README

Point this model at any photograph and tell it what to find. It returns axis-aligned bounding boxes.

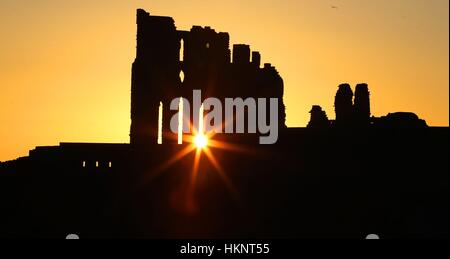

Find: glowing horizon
[0,0,448,161]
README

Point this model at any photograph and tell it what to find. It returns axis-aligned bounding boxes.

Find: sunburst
[148,120,248,208]
[138,106,255,215]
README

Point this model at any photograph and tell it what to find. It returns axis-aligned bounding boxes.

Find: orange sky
[0,0,448,161]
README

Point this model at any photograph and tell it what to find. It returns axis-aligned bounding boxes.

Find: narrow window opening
[198,104,204,134]
[108,161,112,168]
[179,70,184,83]
[179,39,184,62]
[157,101,163,144]
[95,161,99,168]
[178,98,183,144]
[82,161,86,168]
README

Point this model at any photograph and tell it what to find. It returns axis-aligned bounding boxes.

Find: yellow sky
[0,0,448,161]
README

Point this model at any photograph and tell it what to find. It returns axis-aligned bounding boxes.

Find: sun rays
[140,99,257,214]
[144,119,248,212]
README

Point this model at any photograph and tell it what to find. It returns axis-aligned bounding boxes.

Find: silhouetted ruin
[0,9,447,239]
[130,9,285,149]
[354,83,371,126]
[334,83,354,126]
[307,105,330,129]
[328,83,426,128]
[373,112,428,128]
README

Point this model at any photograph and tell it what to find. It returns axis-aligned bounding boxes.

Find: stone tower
[334,83,354,125]
[354,83,371,125]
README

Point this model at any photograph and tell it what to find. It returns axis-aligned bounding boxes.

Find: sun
[194,134,208,149]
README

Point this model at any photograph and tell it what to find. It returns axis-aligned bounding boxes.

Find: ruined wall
[130,9,180,147]
[307,105,330,129]
[333,83,371,127]
[130,9,286,148]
